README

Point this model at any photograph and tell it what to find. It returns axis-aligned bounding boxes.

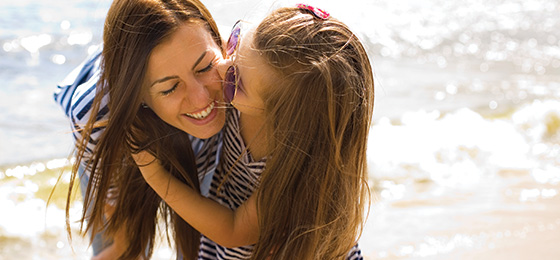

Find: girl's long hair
[251,7,374,260]
[66,0,223,259]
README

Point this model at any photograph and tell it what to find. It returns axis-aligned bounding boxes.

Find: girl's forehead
[238,25,268,70]
[237,30,281,100]
[236,28,256,68]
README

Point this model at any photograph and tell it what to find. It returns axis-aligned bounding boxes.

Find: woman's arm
[91,203,146,260]
[132,151,259,248]
[91,226,129,260]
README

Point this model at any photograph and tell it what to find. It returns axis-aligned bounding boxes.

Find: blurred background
[0,0,559,259]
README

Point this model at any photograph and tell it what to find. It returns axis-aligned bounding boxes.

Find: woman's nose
[184,80,211,108]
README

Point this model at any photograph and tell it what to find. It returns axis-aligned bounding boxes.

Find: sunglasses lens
[226,26,240,56]
[224,66,237,103]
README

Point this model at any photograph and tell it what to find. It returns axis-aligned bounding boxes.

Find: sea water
[0,0,559,259]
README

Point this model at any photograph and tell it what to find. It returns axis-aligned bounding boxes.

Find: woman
[54,0,227,258]
[135,4,373,259]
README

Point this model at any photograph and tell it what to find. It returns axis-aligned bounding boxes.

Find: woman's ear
[140,99,150,109]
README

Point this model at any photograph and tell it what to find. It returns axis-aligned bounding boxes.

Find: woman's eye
[161,82,178,96]
[197,61,214,73]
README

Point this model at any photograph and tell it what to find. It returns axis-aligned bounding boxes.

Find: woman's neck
[239,113,268,161]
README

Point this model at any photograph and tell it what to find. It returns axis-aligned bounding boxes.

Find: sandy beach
[361,172,560,259]
[1,154,559,259]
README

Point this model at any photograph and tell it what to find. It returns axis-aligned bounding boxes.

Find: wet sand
[2,159,559,259]
[360,170,560,259]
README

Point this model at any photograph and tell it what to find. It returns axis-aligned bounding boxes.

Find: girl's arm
[132,151,259,248]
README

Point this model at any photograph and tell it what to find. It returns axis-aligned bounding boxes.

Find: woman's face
[143,22,226,139]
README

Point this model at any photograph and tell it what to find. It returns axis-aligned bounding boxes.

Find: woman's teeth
[185,102,214,119]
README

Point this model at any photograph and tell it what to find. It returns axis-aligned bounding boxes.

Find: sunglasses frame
[223,20,243,104]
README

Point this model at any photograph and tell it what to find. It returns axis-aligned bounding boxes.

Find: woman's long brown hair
[65,0,223,259]
[250,8,374,260]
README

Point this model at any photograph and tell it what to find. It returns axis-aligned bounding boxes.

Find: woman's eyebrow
[150,50,209,88]
[150,75,179,88]
[191,50,208,70]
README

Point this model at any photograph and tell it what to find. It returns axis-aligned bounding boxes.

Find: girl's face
[143,22,226,139]
[224,25,268,118]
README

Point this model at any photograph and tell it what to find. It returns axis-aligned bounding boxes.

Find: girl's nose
[216,58,233,80]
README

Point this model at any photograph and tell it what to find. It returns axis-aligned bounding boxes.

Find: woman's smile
[184,101,215,119]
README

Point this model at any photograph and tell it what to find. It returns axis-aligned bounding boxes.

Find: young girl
[135,4,374,260]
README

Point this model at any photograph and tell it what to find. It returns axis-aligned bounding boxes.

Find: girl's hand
[131,150,166,182]
[131,150,156,167]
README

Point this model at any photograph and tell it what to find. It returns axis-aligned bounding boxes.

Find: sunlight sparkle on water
[3,42,16,52]
[20,34,52,53]
[4,163,45,179]
[46,158,72,170]
[489,100,498,110]
[51,54,67,65]
[368,108,534,187]
[520,189,542,202]
[67,30,93,46]
[60,20,71,30]
[532,167,560,185]
[379,181,406,200]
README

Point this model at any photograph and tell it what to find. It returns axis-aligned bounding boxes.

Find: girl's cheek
[216,58,233,80]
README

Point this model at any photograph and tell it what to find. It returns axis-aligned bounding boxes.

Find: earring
[141,103,149,109]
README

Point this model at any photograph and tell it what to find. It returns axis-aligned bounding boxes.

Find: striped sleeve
[347,244,363,260]
[53,45,107,172]
[54,46,103,118]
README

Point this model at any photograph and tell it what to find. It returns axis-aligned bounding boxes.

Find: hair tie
[296,3,330,19]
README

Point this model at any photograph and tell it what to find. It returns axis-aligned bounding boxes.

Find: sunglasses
[223,21,242,104]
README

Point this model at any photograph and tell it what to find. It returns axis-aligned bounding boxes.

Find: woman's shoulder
[54,44,104,122]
